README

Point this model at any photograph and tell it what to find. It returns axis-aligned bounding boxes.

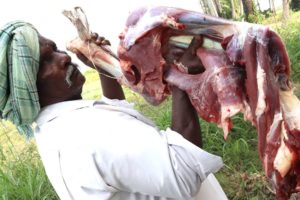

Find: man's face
[37,36,85,107]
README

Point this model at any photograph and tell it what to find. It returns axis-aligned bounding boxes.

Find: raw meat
[117,7,300,199]
[64,6,300,200]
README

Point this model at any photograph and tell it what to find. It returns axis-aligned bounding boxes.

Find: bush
[274,16,300,82]
[291,0,300,11]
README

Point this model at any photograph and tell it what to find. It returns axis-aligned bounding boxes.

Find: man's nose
[58,51,71,67]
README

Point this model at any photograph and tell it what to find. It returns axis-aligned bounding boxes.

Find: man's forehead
[39,35,56,47]
[38,35,56,61]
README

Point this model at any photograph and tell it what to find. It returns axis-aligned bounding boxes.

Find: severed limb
[63,7,126,84]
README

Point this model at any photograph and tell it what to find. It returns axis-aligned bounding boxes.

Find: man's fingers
[102,39,111,46]
[90,33,111,46]
[91,32,98,40]
[179,36,204,74]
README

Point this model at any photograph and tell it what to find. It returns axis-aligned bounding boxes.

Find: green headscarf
[0,21,40,138]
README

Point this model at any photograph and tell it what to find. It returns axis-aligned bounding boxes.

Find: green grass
[1,11,300,200]
[0,122,59,200]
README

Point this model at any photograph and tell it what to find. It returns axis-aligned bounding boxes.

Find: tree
[216,0,243,20]
[239,0,244,17]
[282,0,290,22]
[256,0,261,12]
[241,0,254,21]
[230,0,236,18]
[269,0,276,13]
[290,0,300,11]
[200,0,219,16]
[213,0,223,16]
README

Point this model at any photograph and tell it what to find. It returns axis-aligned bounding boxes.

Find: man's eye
[57,50,67,55]
[43,55,53,64]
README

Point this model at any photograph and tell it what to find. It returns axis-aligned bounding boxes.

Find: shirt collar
[35,100,95,126]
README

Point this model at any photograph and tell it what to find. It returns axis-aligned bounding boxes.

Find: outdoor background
[0,0,300,199]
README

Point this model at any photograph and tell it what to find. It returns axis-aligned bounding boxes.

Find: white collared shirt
[34,98,224,200]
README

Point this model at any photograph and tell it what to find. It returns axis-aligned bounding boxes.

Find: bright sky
[0,0,201,54]
[0,0,281,64]
[259,0,281,11]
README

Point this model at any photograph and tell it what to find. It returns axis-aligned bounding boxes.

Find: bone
[62,7,91,41]
[63,7,125,83]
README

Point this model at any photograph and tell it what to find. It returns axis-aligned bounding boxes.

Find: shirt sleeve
[91,124,223,199]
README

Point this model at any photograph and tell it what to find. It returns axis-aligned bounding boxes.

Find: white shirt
[34,98,224,200]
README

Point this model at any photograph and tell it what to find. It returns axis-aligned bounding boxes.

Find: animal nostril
[131,65,141,85]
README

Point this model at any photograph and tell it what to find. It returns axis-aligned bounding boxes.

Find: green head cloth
[0,21,40,138]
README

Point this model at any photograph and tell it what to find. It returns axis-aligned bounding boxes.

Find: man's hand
[169,36,203,147]
[90,32,111,46]
[75,32,111,68]
[75,32,125,100]
[171,86,202,147]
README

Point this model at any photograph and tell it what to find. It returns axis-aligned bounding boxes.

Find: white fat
[235,22,250,49]
[279,90,300,130]
[221,104,243,119]
[273,134,293,178]
[152,33,161,46]
[266,112,284,142]
[255,63,266,116]
[270,171,277,186]
[174,61,188,73]
[242,100,253,122]
[220,104,244,139]
[237,22,268,46]
[124,7,168,49]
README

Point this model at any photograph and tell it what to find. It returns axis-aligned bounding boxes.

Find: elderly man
[0,21,225,200]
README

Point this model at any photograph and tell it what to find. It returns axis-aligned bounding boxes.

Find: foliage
[246,1,268,23]
[269,11,300,82]
[0,10,300,200]
[290,0,300,11]
[247,12,264,23]
[0,122,58,200]
[219,0,242,20]
[219,0,232,19]
[219,0,277,23]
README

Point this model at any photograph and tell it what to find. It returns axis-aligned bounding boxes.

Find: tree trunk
[282,0,290,22]
[213,0,222,16]
[230,0,236,18]
[241,0,254,21]
[240,0,244,16]
[256,0,261,11]
[269,0,276,13]
[200,0,219,16]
